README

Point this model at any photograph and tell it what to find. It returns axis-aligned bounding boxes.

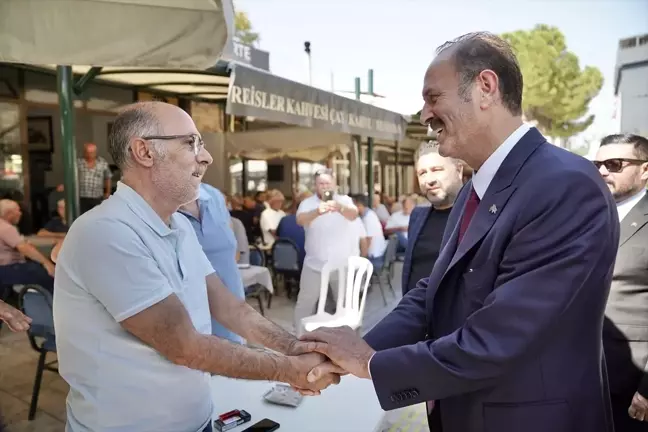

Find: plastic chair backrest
[249,245,265,267]
[19,285,55,343]
[271,239,300,272]
[343,256,373,320]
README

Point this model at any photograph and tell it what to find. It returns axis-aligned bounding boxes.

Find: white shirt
[362,208,387,258]
[472,123,531,199]
[260,207,286,246]
[53,182,215,432]
[297,193,358,271]
[617,190,647,221]
[385,210,411,239]
[351,218,367,256]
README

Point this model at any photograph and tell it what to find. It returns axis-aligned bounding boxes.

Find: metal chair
[18,285,58,420]
[246,244,268,315]
[271,238,301,300]
[371,235,400,304]
[249,245,266,267]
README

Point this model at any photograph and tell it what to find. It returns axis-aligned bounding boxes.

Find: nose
[598,165,609,176]
[198,145,213,166]
[419,103,434,127]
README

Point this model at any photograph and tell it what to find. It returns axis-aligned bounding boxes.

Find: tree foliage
[234,10,260,46]
[501,25,603,139]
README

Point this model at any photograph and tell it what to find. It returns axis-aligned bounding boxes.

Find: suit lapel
[440,127,546,281]
[619,194,648,247]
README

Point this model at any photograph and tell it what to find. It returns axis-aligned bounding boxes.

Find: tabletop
[239,265,274,294]
[211,375,385,432]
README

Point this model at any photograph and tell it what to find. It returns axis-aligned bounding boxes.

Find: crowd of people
[0,30,647,432]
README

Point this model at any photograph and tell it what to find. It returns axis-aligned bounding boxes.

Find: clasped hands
[285,326,376,396]
[317,200,342,215]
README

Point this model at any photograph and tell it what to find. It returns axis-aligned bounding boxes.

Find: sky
[234,0,648,147]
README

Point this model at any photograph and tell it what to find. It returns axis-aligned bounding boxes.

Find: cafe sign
[226,65,407,141]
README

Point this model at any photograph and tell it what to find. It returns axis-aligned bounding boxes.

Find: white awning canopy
[0,0,234,68]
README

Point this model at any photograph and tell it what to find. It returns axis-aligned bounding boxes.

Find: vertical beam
[367,137,374,205]
[56,66,79,223]
[394,140,400,196]
[351,77,362,194]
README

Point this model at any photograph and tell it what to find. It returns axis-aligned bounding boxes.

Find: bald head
[108,102,195,170]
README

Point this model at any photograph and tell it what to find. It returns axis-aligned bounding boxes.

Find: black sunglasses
[592,158,648,173]
[142,134,204,156]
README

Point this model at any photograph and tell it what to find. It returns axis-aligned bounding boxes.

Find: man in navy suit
[301,32,618,432]
[401,144,464,296]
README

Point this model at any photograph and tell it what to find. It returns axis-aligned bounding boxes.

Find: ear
[476,69,499,110]
[129,138,155,168]
[640,162,648,182]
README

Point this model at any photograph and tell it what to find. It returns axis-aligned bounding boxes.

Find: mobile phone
[322,190,333,201]
[242,418,280,432]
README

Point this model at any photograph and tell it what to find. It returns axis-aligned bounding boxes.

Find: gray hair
[108,103,161,169]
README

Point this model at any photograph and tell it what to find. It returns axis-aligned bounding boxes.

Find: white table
[211,375,385,432]
[240,265,274,294]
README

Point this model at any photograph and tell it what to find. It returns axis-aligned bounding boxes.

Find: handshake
[280,326,376,396]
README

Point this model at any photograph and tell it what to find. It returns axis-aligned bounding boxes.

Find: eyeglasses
[142,134,205,156]
[592,158,648,173]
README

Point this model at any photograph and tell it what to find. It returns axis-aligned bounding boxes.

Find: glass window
[0,101,23,193]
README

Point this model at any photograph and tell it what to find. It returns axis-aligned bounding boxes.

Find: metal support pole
[56,65,80,223]
[395,140,401,196]
[368,69,374,95]
[353,77,362,194]
[73,66,103,95]
[367,137,374,205]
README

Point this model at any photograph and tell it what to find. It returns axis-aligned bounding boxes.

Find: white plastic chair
[300,256,374,335]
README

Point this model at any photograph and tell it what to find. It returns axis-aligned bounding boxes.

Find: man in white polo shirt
[294,168,358,333]
[53,102,341,432]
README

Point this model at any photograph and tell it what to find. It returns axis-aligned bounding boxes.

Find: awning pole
[367,137,374,206]
[57,65,80,223]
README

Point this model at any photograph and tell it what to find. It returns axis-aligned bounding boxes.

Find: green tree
[235,10,260,46]
[501,25,603,142]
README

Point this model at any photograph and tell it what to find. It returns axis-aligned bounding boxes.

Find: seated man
[38,198,68,238]
[352,195,387,270]
[384,195,416,251]
[276,191,311,268]
[260,190,286,247]
[231,217,249,265]
[0,199,55,292]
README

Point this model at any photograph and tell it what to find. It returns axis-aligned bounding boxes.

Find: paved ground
[0,262,428,432]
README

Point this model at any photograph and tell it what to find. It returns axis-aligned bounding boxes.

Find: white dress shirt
[617,190,647,221]
[472,123,531,199]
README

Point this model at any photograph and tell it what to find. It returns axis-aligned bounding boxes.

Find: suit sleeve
[368,172,619,410]
[364,276,429,351]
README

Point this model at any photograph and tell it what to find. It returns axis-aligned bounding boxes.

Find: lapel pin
[489,204,498,214]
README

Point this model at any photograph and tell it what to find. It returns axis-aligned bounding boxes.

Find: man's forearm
[296,209,319,227]
[235,301,299,354]
[184,333,292,381]
[19,243,51,266]
[340,206,358,220]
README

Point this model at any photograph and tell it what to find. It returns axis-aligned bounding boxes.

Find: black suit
[604,192,648,431]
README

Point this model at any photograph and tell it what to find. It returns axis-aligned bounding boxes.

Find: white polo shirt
[362,208,387,258]
[260,207,286,246]
[385,210,411,239]
[53,182,215,432]
[297,193,358,271]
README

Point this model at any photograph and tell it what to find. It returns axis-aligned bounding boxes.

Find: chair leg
[267,292,273,309]
[373,275,388,306]
[385,271,396,297]
[256,295,265,316]
[29,351,47,420]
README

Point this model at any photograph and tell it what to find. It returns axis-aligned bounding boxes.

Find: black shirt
[42,217,68,233]
[407,207,452,294]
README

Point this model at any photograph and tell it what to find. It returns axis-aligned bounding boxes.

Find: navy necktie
[458,187,480,243]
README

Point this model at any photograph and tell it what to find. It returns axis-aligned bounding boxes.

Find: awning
[0,0,234,68]
[226,65,408,141]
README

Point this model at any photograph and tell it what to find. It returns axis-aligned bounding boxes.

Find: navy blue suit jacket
[401,206,432,296]
[364,128,618,432]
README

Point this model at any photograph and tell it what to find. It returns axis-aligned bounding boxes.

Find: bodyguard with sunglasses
[595,133,648,431]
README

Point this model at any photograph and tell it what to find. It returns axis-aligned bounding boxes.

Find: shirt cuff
[367,352,375,380]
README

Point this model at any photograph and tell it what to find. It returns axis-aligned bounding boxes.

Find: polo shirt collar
[114,181,182,237]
